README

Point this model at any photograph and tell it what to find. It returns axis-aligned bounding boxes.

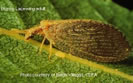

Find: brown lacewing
[12,20,131,62]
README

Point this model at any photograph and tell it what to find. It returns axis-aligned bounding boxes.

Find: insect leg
[39,36,46,54]
[40,20,54,59]
[24,25,41,40]
[48,40,53,60]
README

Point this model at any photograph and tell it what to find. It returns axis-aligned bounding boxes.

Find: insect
[12,20,131,62]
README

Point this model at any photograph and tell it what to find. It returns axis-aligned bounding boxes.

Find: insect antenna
[11,29,27,34]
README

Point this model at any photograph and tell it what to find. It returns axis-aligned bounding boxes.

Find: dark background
[113,0,132,10]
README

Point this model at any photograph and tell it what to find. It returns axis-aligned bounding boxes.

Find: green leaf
[0,0,133,82]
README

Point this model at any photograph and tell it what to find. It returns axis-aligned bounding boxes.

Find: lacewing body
[16,20,131,62]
